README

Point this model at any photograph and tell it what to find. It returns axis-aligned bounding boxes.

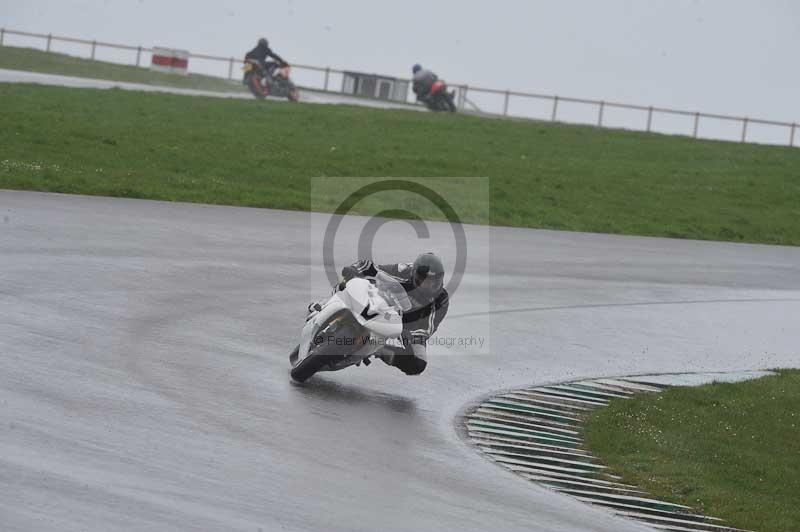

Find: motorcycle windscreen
[373,271,412,313]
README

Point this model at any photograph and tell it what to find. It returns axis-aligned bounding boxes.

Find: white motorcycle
[289,272,412,383]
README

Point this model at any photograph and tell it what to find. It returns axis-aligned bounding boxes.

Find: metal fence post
[90,40,96,60]
[551,96,559,121]
[503,90,510,116]
[46,33,52,52]
[741,117,749,143]
[136,46,141,67]
[597,101,605,127]
[228,57,234,79]
[0,28,4,46]
[646,106,653,132]
[693,112,700,138]
[791,123,797,147]
[324,68,330,91]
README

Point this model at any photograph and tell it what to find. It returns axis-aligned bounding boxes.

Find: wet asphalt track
[0,68,423,111]
[1,190,799,531]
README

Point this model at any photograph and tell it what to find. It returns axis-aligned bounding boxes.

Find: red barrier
[151,47,189,75]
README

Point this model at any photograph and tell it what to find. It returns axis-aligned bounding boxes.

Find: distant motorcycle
[242,59,300,102]
[424,81,457,112]
[288,272,412,383]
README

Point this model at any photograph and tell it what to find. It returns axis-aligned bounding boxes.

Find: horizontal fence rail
[1,28,797,148]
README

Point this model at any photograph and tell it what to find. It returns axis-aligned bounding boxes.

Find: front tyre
[290,319,361,383]
[245,73,266,100]
[430,93,448,112]
[446,94,457,112]
[287,82,300,102]
[290,347,329,383]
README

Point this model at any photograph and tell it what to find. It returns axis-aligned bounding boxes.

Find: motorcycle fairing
[294,278,404,369]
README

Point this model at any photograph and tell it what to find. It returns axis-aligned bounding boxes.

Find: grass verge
[1,82,799,244]
[0,46,246,93]
[583,370,800,532]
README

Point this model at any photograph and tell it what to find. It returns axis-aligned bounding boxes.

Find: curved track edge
[458,371,775,532]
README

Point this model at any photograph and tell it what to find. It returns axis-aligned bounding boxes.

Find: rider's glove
[341,265,358,281]
[336,265,362,291]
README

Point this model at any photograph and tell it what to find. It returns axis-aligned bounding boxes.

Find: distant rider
[336,253,449,376]
[412,64,438,103]
[245,37,289,77]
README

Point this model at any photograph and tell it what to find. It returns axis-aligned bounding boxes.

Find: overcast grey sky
[2,0,798,124]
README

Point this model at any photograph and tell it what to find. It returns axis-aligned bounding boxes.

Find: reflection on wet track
[1,191,798,531]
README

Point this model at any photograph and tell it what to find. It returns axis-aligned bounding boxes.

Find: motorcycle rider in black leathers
[338,253,449,376]
[245,37,288,78]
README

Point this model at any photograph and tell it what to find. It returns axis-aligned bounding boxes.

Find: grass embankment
[584,370,800,532]
[0,46,245,93]
[1,83,799,244]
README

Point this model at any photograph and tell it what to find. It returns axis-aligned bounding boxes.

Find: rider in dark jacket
[412,64,438,103]
[340,253,449,376]
[245,37,288,75]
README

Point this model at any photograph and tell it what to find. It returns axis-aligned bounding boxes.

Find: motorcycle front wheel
[245,73,266,100]
[287,83,300,102]
[446,94,457,112]
[436,92,455,112]
[290,317,362,383]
